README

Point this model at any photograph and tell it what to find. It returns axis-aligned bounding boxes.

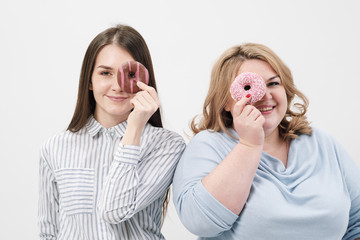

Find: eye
[100,71,111,76]
[128,72,136,78]
[267,81,279,87]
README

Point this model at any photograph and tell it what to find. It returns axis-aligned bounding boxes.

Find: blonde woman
[172,43,360,240]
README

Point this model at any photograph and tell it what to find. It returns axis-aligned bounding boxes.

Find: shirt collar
[86,115,127,138]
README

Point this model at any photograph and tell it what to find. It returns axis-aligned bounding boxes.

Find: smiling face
[227,59,288,138]
[90,44,136,127]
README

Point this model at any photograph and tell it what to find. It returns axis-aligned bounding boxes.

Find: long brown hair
[191,43,312,140]
[68,24,162,132]
[67,24,170,222]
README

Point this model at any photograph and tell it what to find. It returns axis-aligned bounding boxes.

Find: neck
[264,128,282,150]
[94,112,127,129]
[263,128,289,167]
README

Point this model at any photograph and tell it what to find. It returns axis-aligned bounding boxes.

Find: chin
[102,109,129,120]
[107,105,131,114]
[263,122,281,135]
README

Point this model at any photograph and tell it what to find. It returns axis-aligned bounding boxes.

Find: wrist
[237,140,263,151]
[121,123,144,146]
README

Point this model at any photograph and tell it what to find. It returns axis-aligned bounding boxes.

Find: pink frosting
[118,61,149,94]
[230,72,266,104]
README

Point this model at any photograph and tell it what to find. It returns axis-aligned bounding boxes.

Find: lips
[107,95,128,102]
[256,105,275,113]
[258,106,273,112]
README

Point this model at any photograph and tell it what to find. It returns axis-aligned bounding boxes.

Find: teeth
[259,107,273,112]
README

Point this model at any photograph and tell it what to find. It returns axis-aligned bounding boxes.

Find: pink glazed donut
[118,61,149,94]
[230,72,266,104]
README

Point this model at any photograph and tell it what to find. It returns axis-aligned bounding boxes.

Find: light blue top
[173,127,360,240]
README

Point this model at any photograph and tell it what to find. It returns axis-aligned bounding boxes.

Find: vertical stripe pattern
[38,116,186,240]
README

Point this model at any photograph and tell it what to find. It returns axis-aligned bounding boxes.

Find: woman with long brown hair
[39,24,185,239]
[172,43,360,239]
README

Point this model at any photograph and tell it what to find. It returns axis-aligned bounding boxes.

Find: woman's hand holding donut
[232,94,265,148]
[121,81,160,146]
[128,81,160,125]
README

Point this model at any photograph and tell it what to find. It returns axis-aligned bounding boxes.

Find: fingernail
[246,94,251,98]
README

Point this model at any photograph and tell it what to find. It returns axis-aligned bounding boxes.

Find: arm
[98,134,185,224]
[98,81,186,223]
[38,147,58,239]
[202,142,262,214]
[202,95,264,214]
[173,97,265,237]
[336,141,360,240]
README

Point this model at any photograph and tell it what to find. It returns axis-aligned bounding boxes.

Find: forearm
[121,121,143,146]
[202,142,262,215]
[99,137,185,224]
[98,144,140,223]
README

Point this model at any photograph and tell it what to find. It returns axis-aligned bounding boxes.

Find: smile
[107,96,127,102]
[258,106,274,112]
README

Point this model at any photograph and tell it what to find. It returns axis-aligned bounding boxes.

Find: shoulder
[191,129,236,145]
[40,128,86,154]
[310,126,333,138]
[294,126,345,158]
[185,129,237,156]
[299,126,336,145]
[194,129,226,140]
[41,130,66,150]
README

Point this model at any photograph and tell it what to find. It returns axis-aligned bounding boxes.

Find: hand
[231,95,265,147]
[122,81,160,146]
[127,81,160,128]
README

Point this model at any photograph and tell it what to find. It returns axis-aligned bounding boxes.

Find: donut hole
[129,72,136,78]
[244,85,251,91]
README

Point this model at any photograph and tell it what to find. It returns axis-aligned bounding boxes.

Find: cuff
[194,181,238,225]
[114,143,141,164]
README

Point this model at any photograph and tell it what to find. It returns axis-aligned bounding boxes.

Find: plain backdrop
[1,0,359,239]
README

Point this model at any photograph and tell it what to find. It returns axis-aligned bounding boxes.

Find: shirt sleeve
[38,145,58,239]
[98,133,185,224]
[172,131,238,237]
[337,141,360,240]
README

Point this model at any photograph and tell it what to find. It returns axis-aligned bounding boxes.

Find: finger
[137,81,152,91]
[242,105,258,118]
[130,97,141,108]
[232,94,251,117]
[133,92,159,114]
[248,108,261,120]
[136,91,160,109]
[137,81,160,104]
[131,97,146,111]
[255,115,265,126]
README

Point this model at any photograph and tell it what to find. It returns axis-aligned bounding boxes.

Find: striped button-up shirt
[39,116,186,240]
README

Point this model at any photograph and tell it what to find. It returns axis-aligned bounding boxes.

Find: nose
[112,74,123,92]
[260,87,272,100]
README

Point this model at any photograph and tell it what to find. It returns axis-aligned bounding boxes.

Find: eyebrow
[97,65,113,70]
[266,75,280,82]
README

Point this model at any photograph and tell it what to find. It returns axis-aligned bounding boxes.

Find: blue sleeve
[336,140,360,240]
[172,131,238,237]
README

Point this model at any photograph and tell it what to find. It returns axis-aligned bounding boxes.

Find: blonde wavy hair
[191,43,312,140]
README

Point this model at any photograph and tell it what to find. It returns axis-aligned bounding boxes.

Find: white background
[1,0,359,239]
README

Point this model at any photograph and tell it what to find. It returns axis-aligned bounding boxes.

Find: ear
[89,82,93,90]
[224,101,232,112]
